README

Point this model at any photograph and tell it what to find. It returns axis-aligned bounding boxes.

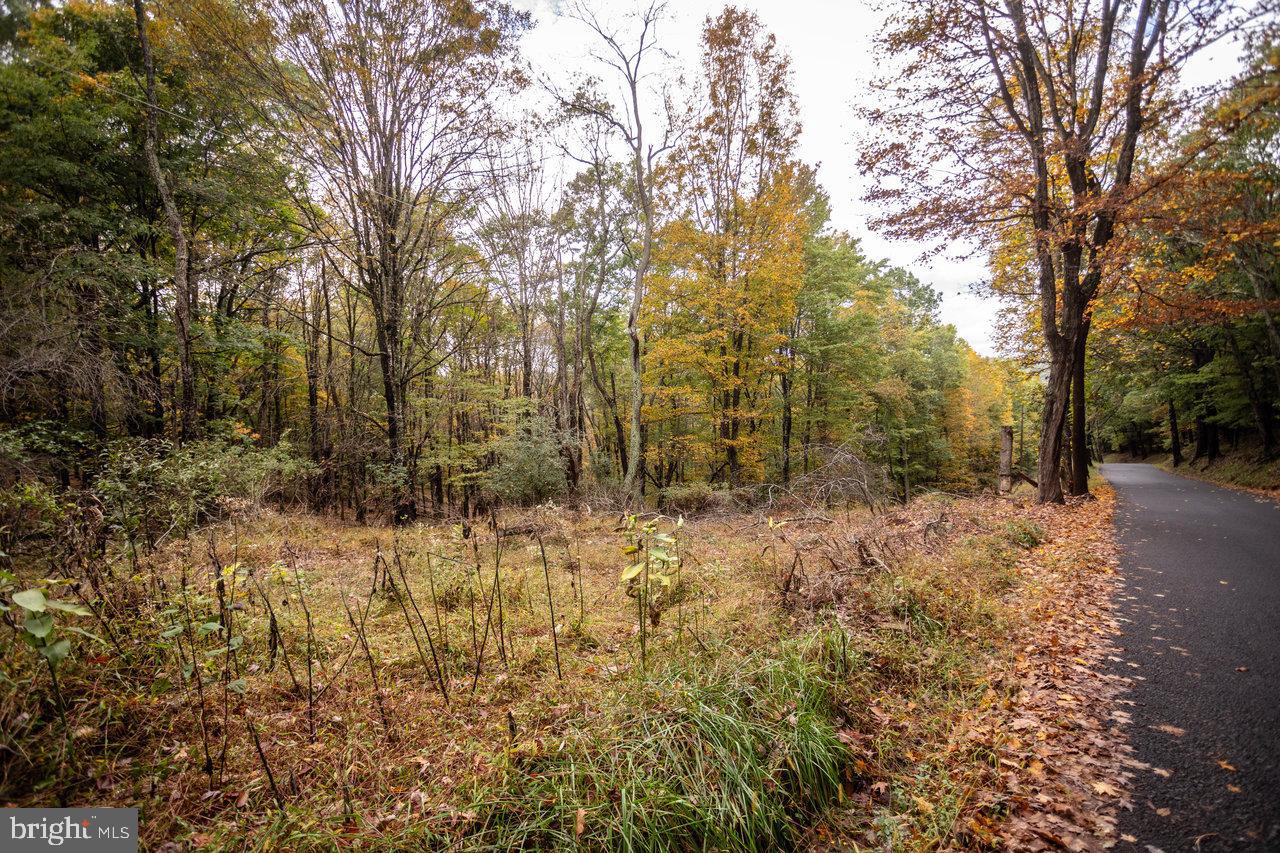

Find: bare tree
[562,0,677,503]
[192,0,526,521]
[477,147,559,402]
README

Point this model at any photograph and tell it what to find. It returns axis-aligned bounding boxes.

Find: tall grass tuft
[467,633,852,850]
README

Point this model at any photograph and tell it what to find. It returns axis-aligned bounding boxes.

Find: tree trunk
[1226,328,1276,458]
[999,425,1013,494]
[374,309,415,524]
[304,309,323,508]
[1069,321,1091,496]
[1193,415,1220,463]
[780,367,793,485]
[521,318,534,400]
[1036,343,1072,504]
[621,161,651,503]
[1169,399,1182,467]
[900,441,910,503]
[134,0,196,442]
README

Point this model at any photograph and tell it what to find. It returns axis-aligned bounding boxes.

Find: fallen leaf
[1152,723,1186,737]
[1092,780,1121,797]
[1227,784,1242,794]
[575,808,585,837]
[235,790,249,808]
[1235,666,1249,673]
[1155,807,1171,817]
[1153,767,1172,778]
[1216,759,1237,772]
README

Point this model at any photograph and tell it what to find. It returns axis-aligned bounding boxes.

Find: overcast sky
[514,0,1250,357]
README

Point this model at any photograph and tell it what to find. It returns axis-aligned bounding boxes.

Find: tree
[0,0,1032,520]
[133,0,195,441]
[554,151,637,486]
[862,0,1242,502]
[191,0,527,522]
[1091,32,1280,462]
[0,0,295,444]
[645,7,806,486]
[563,0,676,503]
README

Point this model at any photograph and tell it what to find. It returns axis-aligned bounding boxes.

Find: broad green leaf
[620,562,645,582]
[13,588,46,612]
[44,599,91,616]
[228,678,247,694]
[198,621,223,635]
[24,612,54,639]
[63,626,104,644]
[39,638,71,665]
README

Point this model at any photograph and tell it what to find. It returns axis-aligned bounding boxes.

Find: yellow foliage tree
[641,7,806,485]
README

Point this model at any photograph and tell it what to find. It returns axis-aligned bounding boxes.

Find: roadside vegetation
[0,441,1126,850]
[1,0,1273,849]
[1103,444,1280,495]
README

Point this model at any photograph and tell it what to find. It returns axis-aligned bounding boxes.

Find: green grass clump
[466,634,852,851]
[1001,518,1044,549]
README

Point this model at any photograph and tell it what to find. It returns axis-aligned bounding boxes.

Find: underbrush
[1168,451,1280,492]
[823,524,1031,849]
[0,490,1081,850]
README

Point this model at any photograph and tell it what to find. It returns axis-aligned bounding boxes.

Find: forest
[0,0,1025,525]
[0,0,1276,849]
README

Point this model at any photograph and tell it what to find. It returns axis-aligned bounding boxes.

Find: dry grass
[1,490,1128,851]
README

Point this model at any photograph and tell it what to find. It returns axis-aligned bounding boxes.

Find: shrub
[485,415,568,505]
[0,481,67,551]
[658,481,715,514]
[1002,518,1044,549]
[95,438,314,539]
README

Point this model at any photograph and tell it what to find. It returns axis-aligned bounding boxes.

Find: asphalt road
[1103,463,1280,852]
